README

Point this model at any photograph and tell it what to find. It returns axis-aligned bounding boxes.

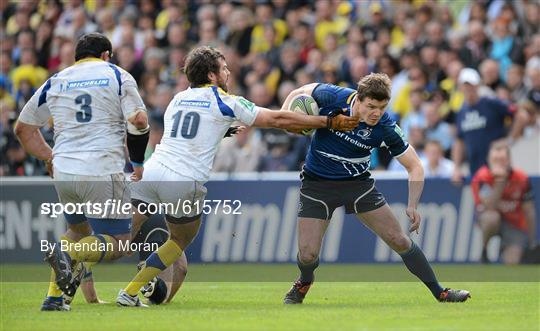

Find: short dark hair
[183,46,225,87]
[356,73,392,101]
[74,33,112,61]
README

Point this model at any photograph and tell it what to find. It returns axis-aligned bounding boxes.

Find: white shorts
[130,158,207,220]
[53,169,130,220]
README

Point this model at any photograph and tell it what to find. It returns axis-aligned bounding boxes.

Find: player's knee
[169,232,194,250]
[388,233,411,253]
[298,248,319,264]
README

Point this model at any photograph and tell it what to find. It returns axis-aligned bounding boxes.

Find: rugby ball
[288,94,320,135]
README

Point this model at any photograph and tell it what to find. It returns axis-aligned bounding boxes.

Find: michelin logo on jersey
[66,79,110,90]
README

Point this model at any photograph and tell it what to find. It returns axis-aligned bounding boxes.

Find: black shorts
[132,216,169,261]
[298,170,387,220]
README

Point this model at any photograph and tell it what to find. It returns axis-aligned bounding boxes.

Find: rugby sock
[46,235,75,298]
[66,235,117,263]
[125,240,183,296]
[297,253,319,283]
[399,241,444,298]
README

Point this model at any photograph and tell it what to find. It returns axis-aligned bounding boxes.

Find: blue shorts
[87,218,131,236]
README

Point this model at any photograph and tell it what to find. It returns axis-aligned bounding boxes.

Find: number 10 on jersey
[170,110,200,139]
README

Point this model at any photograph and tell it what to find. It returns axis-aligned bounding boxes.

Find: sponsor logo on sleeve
[237,97,255,112]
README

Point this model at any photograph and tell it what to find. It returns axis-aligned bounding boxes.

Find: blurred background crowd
[1,0,539,177]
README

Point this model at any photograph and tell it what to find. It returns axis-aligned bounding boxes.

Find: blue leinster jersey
[305,84,409,179]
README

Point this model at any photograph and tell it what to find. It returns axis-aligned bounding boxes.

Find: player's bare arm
[396,146,425,233]
[280,83,360,134]
[252,107,358,132]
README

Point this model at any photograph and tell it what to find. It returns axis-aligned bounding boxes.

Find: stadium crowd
[1,0,539,176]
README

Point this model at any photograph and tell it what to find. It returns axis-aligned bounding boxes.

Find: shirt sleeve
[17,80,52,126]
[311,83,356,115]
[232,95,260,126]
[120,70,146,120]
[381,122,409,158]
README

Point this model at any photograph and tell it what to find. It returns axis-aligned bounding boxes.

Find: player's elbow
[13,121,24,138]
[14,121,32,140]
[406,161,424,179]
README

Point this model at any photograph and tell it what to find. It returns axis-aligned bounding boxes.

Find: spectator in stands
[424,101,454,153]
[506,64,528,102]
[471,140,537,264]
[213,127,266,173]
[251,1,287,54]
[400,88,426,138]
[461,20,491,69]
[1,1,538,176]
[479,58,502,96]
[393,65,431,119]
[451,68,515,182]
[258,130,296,171]
[420,140,454,178]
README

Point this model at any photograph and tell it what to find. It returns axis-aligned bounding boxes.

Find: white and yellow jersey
[151,85,260,182]
[18,59,146,176]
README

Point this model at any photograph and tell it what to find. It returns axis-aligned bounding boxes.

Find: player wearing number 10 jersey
[116,46,359,307]
[15,33,149,311]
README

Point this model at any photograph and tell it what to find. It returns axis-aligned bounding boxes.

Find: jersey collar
[75,57,105,65]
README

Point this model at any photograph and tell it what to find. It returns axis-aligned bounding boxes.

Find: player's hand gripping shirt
[18,59,146,175]
[305,84,409,179]
[151,85,260,182]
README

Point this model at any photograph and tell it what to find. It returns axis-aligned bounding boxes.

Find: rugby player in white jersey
[14,33,149,311]
[116,46,359,307]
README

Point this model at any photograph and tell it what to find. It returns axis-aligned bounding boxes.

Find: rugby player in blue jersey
[282,73,471,304]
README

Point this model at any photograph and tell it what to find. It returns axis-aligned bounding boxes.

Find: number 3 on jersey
[171,111,200,139]
[75,93,92,122]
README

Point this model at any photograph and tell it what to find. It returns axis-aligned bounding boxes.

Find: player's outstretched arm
[14,121,53,176]
[251,108,358,132]
[397,146,425,233]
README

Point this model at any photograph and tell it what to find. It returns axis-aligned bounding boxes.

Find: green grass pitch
[1,264,538,331]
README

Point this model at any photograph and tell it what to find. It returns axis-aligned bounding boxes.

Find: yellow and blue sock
[125,240,183,296]
[65,234,116,263]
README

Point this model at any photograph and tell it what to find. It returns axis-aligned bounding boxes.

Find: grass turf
[1,264,539,331]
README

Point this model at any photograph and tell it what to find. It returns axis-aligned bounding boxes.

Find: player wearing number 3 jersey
[116,46,359,307]
[15,33,149,311]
